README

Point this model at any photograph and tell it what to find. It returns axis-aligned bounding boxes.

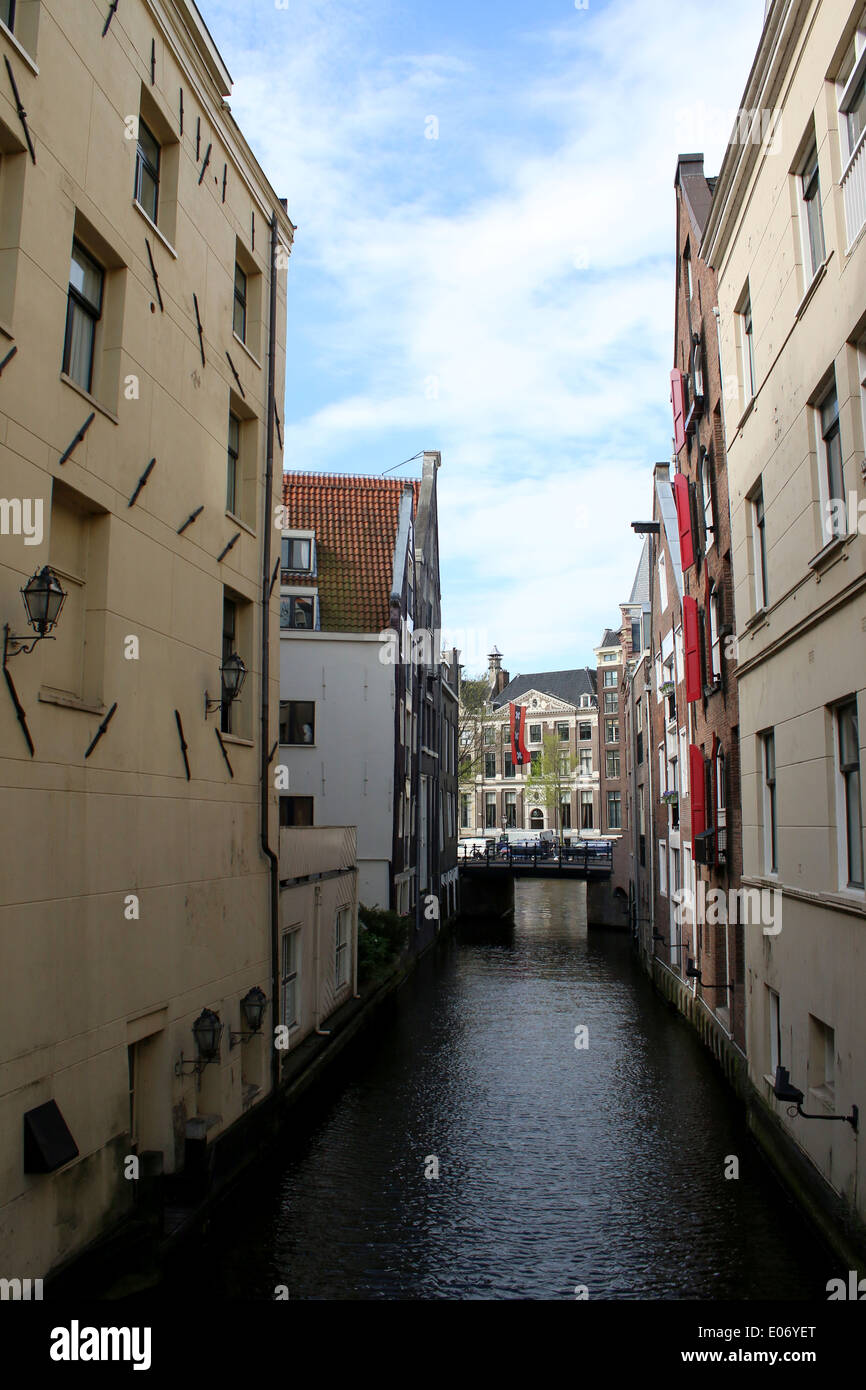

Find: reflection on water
[161,879,835,1300]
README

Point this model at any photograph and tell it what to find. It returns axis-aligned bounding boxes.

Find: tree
[524,731,575,848]
[457,673,497,786]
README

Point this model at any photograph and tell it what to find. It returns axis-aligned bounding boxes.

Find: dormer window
[282,534,314,572]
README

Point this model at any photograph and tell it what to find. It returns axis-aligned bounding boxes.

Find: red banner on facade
[510,702,531,768]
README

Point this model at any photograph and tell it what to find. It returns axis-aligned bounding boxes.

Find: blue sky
[200,0,764,676]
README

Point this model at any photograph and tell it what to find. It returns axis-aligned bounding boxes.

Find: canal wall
[647,954,866,1274]
[47,922,455,1298]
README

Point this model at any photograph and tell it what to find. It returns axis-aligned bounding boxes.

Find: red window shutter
[670,369,687,454]
[690,745,706,852]
[673,472,694,570]
[683,595,701,703]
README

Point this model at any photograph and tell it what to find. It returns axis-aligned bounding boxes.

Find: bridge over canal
[458,842,627,929]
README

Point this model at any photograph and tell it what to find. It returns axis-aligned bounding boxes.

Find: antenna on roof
[382,452,424,476]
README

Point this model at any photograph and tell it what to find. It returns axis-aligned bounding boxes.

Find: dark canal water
[163,879,835,1300]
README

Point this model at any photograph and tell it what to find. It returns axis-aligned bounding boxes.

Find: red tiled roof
[282,472,421,632]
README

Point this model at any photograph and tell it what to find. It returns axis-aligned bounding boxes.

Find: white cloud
[203,0,763,667]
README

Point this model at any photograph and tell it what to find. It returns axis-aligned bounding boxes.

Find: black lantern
[205,652,247,716]
[192,1008,223,1061]
[231,986,268,1046]
[175,1007,223,1076]
[773,1065,858,1130]
[4,566,68,665]
[220,652,246,701]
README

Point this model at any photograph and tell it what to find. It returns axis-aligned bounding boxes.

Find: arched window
[530,808,544,829]
[709,583,721,683]
[699,449,714,549]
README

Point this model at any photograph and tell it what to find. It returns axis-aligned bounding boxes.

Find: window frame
[280,928,301,1030]
[226,411,240,516]
[799,139,826,281]
[836,698,864,889]
[63,240,105,395]
[751,482,769,612]
[762,730,778,875]
[817,385,845,540]
[233,260,248,342]
[279,699,315,745]
[134,117,161,226]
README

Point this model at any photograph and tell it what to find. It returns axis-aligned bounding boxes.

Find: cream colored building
[0,0,294,1278]
[704,0,866,1253]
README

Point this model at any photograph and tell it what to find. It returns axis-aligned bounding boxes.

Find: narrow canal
[164,879,835,1300]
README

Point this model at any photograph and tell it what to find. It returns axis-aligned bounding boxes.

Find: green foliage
[357,903,410,983]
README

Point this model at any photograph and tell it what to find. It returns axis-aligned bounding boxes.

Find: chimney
[487,646,509,696]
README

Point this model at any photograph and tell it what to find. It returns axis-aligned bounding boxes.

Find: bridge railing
[457,841,613,871]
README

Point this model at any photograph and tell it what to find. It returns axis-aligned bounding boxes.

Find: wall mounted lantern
[773,1065,858,1132]
[686,958,734,994]
[230,986,268,1046]
[205,653,246,717]
[175,1008,224,1076]
[3,566,67,664]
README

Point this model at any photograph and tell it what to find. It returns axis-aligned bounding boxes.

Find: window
[603,670,617,688]
[63,241,104,394]
[602,652,617,662]
[684,241,693,301]
[799,141,825,279]
[226,412,240,515]
[659,842,667,896]
[483,726,495,746]
[605,719,619,744]
[839,32,866,166]
[809,1015,836,1102]
[579,722,591,741]
[837,699,863,888]
[0,2,15,32]
[698,450,714,549]
[485,792,496,829]
[505,791,517,828]
[219,594,251,736]
[557,722,569,741]
[233,261,247,341]
[281,536,313,572]
[658,552,668,612]
[43,482,108,705]
[460,792,471,828]
[751,482,769,611]
[281,929,300,1029]
[484,752,496,778]
[504,754,515,778]
[579,749,593,775]
[631,618,641,652]
[606,750,620,778]
[818,387,844,539]
[738,288,756,401]
[279,796,314,826]
[767,987,781,1078]
[716,744,727,860]
[604,692,617,714]
[581,695,591,707]
[529,722,541,743]
[279,700,314,744]
[335,908,351,988]
[280,595,316,629]
[580,790,593,829]
[607,792,622,830]
[762,730,778,874]
[530,808,544,829]
[709,584,721,682]
[134,118,160,224]
[558,752,570,776]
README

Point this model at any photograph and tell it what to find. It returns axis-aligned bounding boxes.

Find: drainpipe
[261,212,281,1095]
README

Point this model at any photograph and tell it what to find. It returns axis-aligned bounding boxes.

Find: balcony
[842,129,866,250]
[279,825,357,880]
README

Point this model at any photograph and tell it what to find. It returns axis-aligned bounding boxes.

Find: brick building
[670,154,745,1049]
